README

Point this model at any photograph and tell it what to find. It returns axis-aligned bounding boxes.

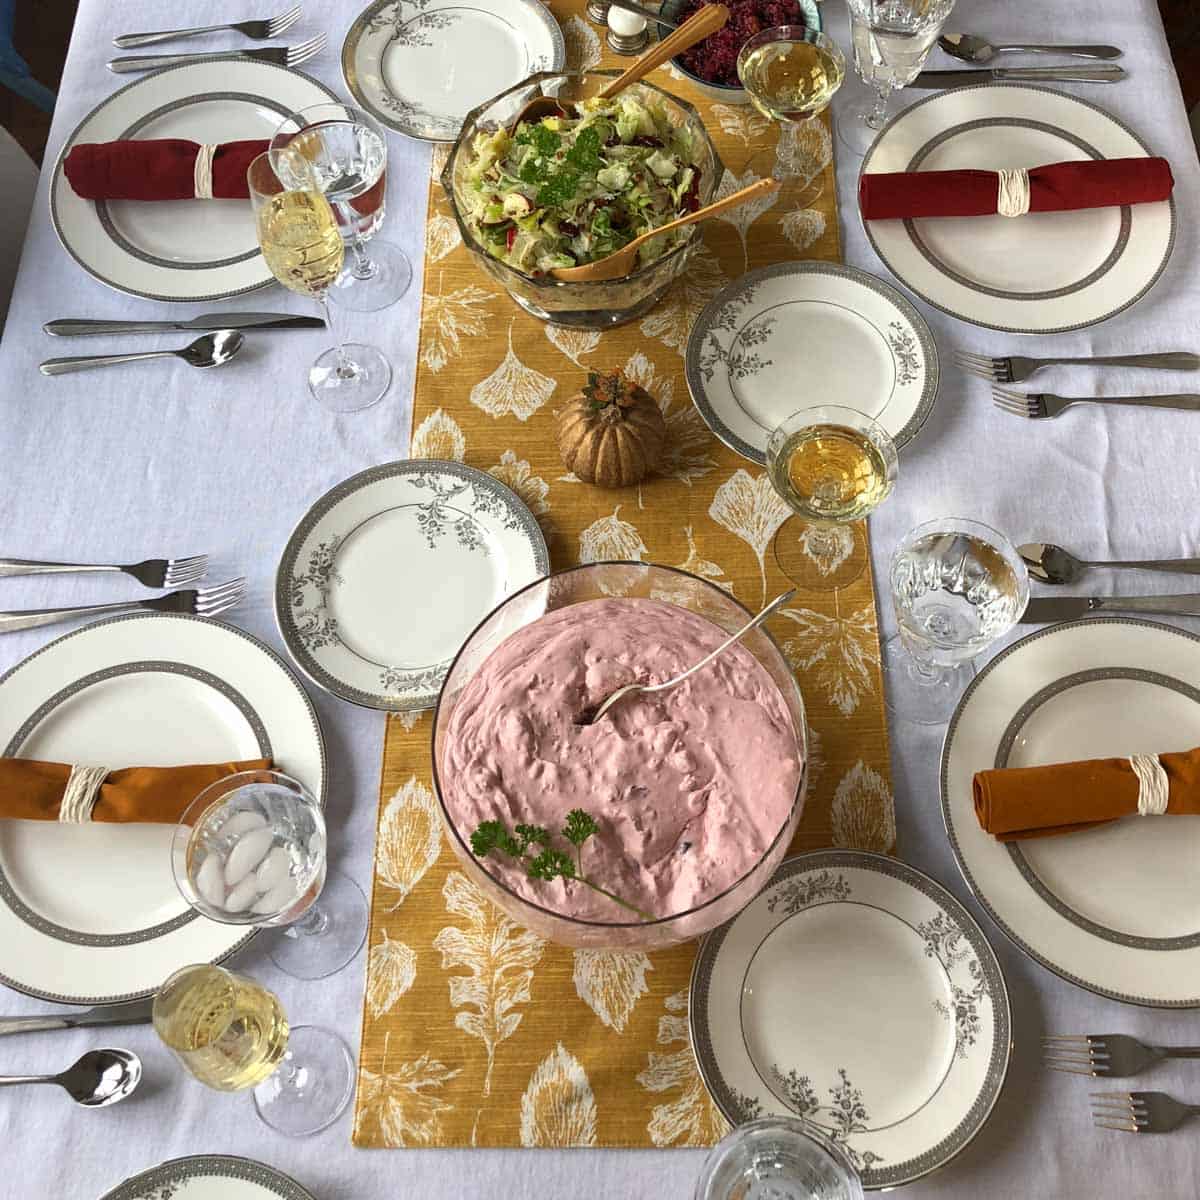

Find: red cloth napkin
[63,139,268,201]
[859,157,1174,220]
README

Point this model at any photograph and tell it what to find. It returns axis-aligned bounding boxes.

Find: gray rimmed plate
[0,614,325,1005]
[690,850,1010,1190]
[341,0,565,143]
[100,1154,316,1200]
[860,84,1176,334]
[275,460,549,712]
[941,617,1200,1007]
[685,262,939,462]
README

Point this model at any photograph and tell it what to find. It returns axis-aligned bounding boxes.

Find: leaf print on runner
[546,325,601,368]
[831,760,896,853]
[432,871,546,1100]
[780,206,827,254]
[710,166,779,271]
[488,450,550,518]
[579,507,648,592]
[779,604,877,717]
[780,118,833,189]
[572,949,653,1033]
[421,281,492,373]
[410,407,466,461]
[623,349,716,486]
[355,1039,461,1148]
[430,143,450,183]
[708,469,790,605]
[470,320,557,421]
[366,932,417,1018]
[792,521,853,578]
[637,989,730,1146]
[805,723,826,791]
[519,1042,598,1147]
[711,102,771,146]
[376,777,443,910]
[640,241,727,355]
[563,13,601,70]
[426,212,461,262]
[651,526,734,606]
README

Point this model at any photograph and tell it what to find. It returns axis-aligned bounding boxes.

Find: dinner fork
[957,350,1199,383]
[1091,1092,1200,1134]
[108,34,325,74]
[992,385,1200,419]
[113,6,303,48]
[0,578,245,634]
[1044,1034,1200,1077]
[0,555,207,590]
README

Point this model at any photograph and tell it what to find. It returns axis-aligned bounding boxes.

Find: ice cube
[225,876,260,912]
[223,827,274,887]
[219,809,268,839]
[255,845,292,893]
[252,877,302,916]
[194,854,226,908]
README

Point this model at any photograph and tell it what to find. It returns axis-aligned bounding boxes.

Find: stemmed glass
[838,0,957,156]
[247,153,392,413]
[153,962,355,1136]
[171,768,367,981]
[884,517,1029,725]
[270,103,412,311]
[738,27,845,178]
[767,405,898,592]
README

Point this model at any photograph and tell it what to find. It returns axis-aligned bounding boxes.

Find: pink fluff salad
[441,597,802,923]
[675,0,811,85]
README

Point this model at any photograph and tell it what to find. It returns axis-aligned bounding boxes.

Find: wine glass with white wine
[247,152,391,413]
[767,405,898,592]
[153,962,355,1136]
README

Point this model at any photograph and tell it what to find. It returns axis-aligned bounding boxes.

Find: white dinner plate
[691,850,1010,1190]
[942,617,1200,1007]
[100,1155,316,1200]
[0,614,325,1005]
[275,460,549,711]
[341,0,565,143]
[50,59,337,302]
[860,85,1175,333]
[685,262,939,462]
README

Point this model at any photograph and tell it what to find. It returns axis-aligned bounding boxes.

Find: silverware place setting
[39,330,244,376]
[913,64,1126,88]
[938,34,1123,63]
[0,997,155,1038]
[1020,592,1200,622]
[1019,542,1200,584]
[0,554,208,588]
[107,32,326,73]
[1092,1091,1200,1134]
[957,350,1200,383]
[0,1049,142,1108]
[113,4,303,48]
[44,313,325,336]
[1045,1034,1200,1078]
[991,386,1200,420]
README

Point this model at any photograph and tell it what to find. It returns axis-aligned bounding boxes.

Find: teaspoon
[1019,542,1200,585]
[938,34,1122,63]
[39,330,244,376]
[0,1048,142,1107]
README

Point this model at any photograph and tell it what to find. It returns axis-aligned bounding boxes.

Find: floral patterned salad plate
[690,850,1010,1190]
[100,1154,316,1199]
[276,460,549,712]
[685,262,939,463]
[341,0,565,143]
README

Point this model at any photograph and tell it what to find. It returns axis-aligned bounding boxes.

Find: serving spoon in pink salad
[579,588,796,725]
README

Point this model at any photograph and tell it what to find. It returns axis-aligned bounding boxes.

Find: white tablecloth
[0,1,1198,1196]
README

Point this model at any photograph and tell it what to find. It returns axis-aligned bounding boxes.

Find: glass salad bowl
[441,72,722,329]
[431,562,808,950]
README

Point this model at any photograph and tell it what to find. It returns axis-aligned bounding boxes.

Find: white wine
[740,39,846,123]
[770,423,893,523]
[153,964,288,1091]
[256,189,345,299]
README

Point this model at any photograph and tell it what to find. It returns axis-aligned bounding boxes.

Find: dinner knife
[0,996,154,1036]
[913,65,1127,87]
[44,314,324,337]
[1021,594,1200,623]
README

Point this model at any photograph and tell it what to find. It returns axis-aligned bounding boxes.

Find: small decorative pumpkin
[557,370,667,488]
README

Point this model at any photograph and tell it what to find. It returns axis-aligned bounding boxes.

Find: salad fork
[957,350,1199,383]
[113,6,303,48]
[1044,1034,1200,1077]
[0,578,246,634]
[0,555,207,589]
[108,34,325,74]
[992,385,1200,419]
[1092,1091,1200,1134]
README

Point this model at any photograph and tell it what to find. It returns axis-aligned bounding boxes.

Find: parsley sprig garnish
[470,809,653,921]
[512,121,604,209]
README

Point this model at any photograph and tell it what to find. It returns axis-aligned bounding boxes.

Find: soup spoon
[40,330,244,376]
[0,1048,142,1107]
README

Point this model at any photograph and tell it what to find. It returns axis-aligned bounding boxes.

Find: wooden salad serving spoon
[550,177,779,281]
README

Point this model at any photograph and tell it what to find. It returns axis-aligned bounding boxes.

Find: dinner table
[0,0,1198,1196]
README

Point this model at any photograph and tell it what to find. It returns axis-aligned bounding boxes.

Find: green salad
[461,94,702,276]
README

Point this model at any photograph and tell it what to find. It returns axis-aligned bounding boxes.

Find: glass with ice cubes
[172,770,367,979]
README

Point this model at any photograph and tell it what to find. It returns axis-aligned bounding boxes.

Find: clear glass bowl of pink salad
[431,562,808,949]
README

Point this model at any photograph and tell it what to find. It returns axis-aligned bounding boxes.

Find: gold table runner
[354,3,894,1148]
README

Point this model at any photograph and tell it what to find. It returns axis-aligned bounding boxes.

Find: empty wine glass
[171,768,367,980]
[884,516,1029,725]
[838,0,956,157]
[271,102,412,311]
[767,405,898,592]
[695,1117,864,1200]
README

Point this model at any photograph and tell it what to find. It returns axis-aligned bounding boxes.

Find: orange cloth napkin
[0,758,272,823]
[973,746,1200,841]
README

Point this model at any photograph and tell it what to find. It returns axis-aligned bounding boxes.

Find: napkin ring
[996,168,1031,218]
[1129,754,1169,816]
[194,143,219,201]
[59,764,109,823]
